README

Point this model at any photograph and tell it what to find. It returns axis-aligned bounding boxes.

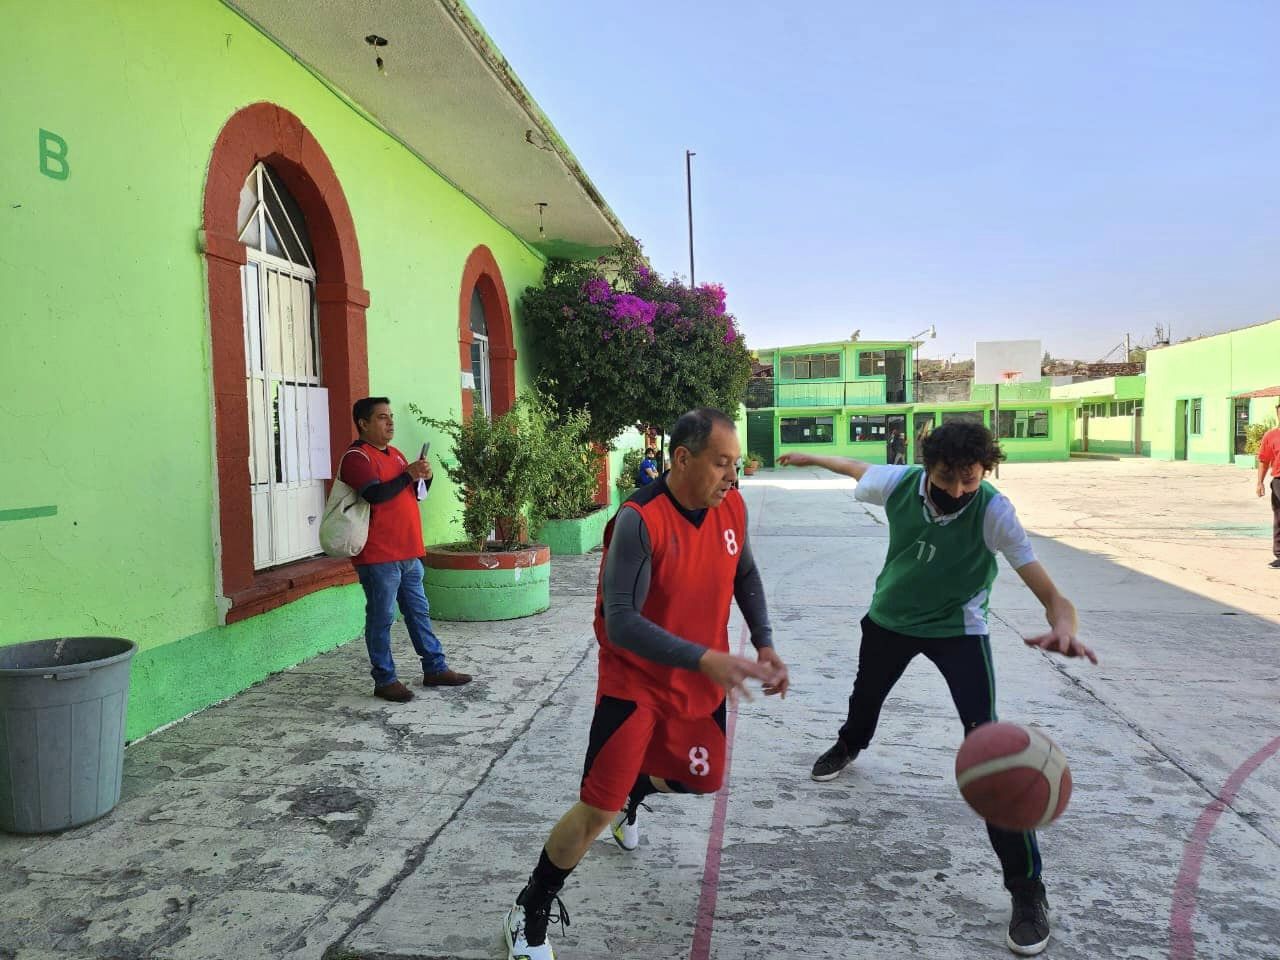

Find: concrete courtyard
[2,458,1277,959]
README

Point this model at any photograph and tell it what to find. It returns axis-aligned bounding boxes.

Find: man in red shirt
[1255,400,1280,569]
[504,408,789,960]
[339,397,472,702]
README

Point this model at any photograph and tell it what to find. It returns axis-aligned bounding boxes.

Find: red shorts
[579,695,728,811]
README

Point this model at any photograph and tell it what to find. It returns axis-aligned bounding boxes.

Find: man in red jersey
[504,408,789,960]
[339,397,472,703]
[1256,400,1280,569]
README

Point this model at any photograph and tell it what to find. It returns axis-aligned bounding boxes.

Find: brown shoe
[422,669,473,687]
[373,680,415,702]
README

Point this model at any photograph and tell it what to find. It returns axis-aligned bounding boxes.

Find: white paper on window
[278,385,331,481]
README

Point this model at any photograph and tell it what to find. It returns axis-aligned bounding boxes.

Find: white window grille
[237,163,329,569]
[469,287,492,418]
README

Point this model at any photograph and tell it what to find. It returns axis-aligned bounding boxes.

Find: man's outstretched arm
[777,452,872,479]
[1015,561,1097,664]
[732,517,788,697]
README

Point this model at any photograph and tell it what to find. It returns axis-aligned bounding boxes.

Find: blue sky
[468,1,1280,362]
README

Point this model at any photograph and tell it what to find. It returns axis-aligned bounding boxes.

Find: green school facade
[0,1,639,739]
[746,341,1076,466]
[1049,318,1280,465]
[1142,318,1280,466]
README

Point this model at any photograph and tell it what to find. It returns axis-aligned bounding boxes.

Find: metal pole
[685,150,696,286]
[993,382,1001,479]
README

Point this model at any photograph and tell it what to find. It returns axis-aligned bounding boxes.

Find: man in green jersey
[780,420,1096,957]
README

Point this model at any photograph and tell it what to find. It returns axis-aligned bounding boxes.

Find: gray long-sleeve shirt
[601,504,773,671]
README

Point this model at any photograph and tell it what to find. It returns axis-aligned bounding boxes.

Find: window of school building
[780,353,840,379]
[849,415,887,442]
[781,415,834,443]
[998,408,1050,439]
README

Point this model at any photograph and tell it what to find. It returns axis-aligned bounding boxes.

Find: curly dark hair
[921,420,1005,473]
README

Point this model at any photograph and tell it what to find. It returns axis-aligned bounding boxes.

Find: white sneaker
[504,889,568,960]
[610,807,640,851]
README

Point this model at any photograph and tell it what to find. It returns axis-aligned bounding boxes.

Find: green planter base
[535,506,611,556]
[422,543,551,621]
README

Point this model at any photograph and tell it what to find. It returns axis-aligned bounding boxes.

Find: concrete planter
[535,507,610,556]
[422,543,551,621]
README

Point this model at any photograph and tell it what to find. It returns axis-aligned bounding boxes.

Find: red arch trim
[203,102,369,622]
[457,245,516,421]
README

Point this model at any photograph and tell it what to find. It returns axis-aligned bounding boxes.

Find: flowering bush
[521,239,752,444]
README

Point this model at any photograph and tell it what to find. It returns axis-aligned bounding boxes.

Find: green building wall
[0,1,580,737]
[769,402,1073,466]
[757,340,917,406]
[1051,376,1149,456]
[1144,320,1280,463]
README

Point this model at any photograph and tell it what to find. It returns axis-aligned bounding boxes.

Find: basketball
[954,722,1072,831]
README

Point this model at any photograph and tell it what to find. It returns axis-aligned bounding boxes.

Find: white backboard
[974,339,1042,385]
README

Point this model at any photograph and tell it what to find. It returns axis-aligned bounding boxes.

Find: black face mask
[928,483,977,515]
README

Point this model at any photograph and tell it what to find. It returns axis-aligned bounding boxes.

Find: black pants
[1271,478,1280,558]
[838,616,1042,890]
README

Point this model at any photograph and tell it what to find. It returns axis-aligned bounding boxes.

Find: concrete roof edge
[441,0,630,248]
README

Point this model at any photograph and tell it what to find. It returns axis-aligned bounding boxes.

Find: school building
[1050,376,1149,456]
[1143,318,1280,466]
[746,340,1076,466]
[0,1,634,737]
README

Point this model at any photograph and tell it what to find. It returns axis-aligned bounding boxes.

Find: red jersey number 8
[689,746,711,777]
[723,530,739,556]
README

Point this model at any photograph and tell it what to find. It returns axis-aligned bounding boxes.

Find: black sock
[627,775,659,815]
[524,847,572,901]
[519,849,573,947]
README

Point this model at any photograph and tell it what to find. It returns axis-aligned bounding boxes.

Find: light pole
[685,149,696,286]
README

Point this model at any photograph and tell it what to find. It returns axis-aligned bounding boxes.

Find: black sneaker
[811,740,858,781]
[1006,880,1050,956]
[1269,558,1280,569]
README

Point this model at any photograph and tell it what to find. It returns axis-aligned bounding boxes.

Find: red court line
[1168,735,1280,960]
[689,624,751,960]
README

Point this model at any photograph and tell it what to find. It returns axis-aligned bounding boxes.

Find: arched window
[457,246,515,423]
[469,287,492,418]
[204,102,369,623]
[237,162,325,569]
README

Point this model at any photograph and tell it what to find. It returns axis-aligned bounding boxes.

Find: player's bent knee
[577,801,618,832]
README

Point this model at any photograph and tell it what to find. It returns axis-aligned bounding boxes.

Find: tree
[520,239,751,445]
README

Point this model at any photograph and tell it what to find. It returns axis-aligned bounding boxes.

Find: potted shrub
[527,390,612,555]
[409,397,551,621]
[616,447,645,497]
[1241,417,1278,468]
[744,451,764,476]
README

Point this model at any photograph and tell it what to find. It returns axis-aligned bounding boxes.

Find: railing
[744,378,911,409]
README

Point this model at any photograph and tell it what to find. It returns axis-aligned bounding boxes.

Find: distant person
[889,429,907,465]
[340,397,473,703]
[1256,401,1280,569]
[636,447,660,486]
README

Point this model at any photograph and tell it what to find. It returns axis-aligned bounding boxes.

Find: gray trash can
[0,637,137,833]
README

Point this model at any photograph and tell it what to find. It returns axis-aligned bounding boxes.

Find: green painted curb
[535,507,610,555]
[423,564,551,621]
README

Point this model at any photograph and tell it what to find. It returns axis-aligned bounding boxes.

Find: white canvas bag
[319,449,371,557]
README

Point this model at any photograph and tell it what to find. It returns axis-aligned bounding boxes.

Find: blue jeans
[356,558,448,686]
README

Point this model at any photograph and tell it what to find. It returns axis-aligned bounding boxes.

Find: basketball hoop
[1000,370,1020,384]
